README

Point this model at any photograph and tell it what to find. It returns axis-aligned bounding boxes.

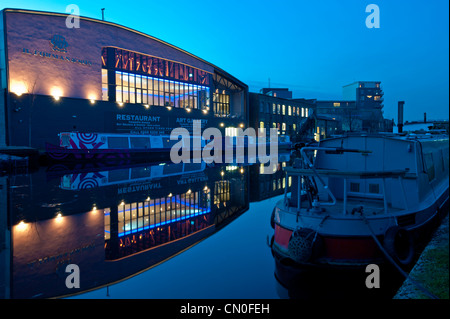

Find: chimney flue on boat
[398,101,405,133]
[424,112,427,123]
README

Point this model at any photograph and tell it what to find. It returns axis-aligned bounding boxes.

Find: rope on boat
[360,213,439,299]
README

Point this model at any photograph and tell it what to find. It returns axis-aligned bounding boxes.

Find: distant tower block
[398,101,405,133]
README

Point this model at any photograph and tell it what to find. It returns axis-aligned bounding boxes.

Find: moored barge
[270,133,449,269]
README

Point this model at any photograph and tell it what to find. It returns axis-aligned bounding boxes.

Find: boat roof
[317,132,449,144]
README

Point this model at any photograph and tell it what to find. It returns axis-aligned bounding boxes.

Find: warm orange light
[144,104,150,109]
[55,213,63,223]
[220,123,224,127]
[239,123,245,128]
[167,106,172,111]
[16,220,28,231]
[186,108,191,112]
[11,82,27,96]
[118,102,124,107]
[51,87,63,101]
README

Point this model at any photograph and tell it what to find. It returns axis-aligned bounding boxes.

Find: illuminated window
[225,127,238,137]
[115,189,209,238]
[214,180,230,204]
[113,70,209,109]
[259,121,265,135]
[103,48,211,110]
[301,108,305,117]
[213,91,230,117]
[102,69,108,101]
[288,105,291,116]
[282,104,286,115]
[333,102,340,107]
[104,208,111,240]
[282,123,286,131]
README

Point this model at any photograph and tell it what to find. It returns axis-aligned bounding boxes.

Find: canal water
[0,154,405,299]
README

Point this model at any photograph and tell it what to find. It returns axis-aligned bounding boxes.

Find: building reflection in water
[5,160,250,299]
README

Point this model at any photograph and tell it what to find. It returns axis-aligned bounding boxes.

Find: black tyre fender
[383,226,415,266]
[288,228,324,263]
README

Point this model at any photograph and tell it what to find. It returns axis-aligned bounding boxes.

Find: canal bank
[394,213,449,299]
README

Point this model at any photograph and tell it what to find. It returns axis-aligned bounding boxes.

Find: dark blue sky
[2,0,448,122]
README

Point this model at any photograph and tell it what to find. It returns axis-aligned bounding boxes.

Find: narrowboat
[45,131,290,162]
[270,133,449,269]
[45,132,206,161]
[60,161,206,190]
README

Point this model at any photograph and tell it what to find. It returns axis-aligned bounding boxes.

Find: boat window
[163,163,183,175]
[130,166,152,179]
[162,138,178,148]
[130,137,150,149]
[350,182,360,192]
[60,134,71,147]
[423,153,435,182]
[108,168,130,183]
[184,162,203,172]
[108,136,129,149]
[369,183,380,194]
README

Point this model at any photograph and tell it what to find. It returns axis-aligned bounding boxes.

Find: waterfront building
[0,9,248,151]
[315,100,360,132]
[316,81,388,133]
[249,90,315,142]
[259,88,293,99]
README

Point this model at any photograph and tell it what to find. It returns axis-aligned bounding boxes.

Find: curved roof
[2,8,247,89]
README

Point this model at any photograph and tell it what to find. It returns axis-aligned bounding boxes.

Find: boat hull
[270,191,449,269]
[45,143,172,162]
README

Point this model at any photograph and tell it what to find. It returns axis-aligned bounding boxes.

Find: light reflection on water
[2,154,405,299]
[71,195,283,299]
